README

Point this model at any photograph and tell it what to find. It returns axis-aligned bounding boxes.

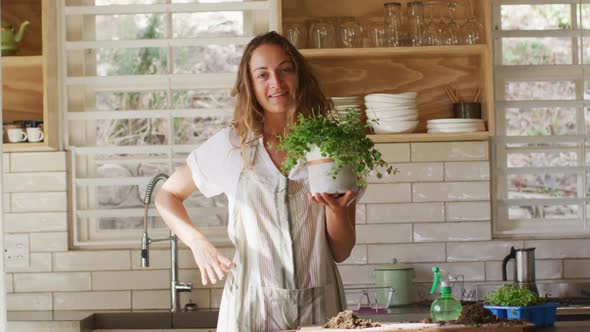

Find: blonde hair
[231,31,331,167]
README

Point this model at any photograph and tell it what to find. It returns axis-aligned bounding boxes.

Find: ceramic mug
[26,127,44,142]
[7,128,27,143]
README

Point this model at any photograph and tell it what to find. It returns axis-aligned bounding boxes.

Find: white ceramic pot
[306,145,358,195]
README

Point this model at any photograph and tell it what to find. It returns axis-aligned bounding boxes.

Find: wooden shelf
[368,131,492,143]
[2,142,53,152]
[299,45,488,59]
[2,55,43,66]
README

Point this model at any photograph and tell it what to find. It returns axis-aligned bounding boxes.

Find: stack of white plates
[364,93,419,134]
[331,96,362,116]
[426,119,485,133]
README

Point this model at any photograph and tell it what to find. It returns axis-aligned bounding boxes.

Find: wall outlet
[4,234,29,268]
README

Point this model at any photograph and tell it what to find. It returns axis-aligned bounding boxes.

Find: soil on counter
[454,303,530,327]
[324,310,381,329]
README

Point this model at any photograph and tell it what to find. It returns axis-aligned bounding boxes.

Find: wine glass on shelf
[445,1,460,45]
[462,0,483,44]
[422,1,439,46]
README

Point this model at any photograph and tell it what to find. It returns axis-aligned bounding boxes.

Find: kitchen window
[493,0,590,237]
[60,0,278,247]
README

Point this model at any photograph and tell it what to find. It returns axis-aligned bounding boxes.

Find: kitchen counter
[7,307,590,331]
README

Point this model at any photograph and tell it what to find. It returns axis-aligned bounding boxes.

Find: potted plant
[483,283,558,327]
[277,109,396,195]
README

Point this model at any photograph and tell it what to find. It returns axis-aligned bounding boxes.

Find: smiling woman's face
[249,44,297,115]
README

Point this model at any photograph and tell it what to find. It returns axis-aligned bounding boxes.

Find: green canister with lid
[375,258,417,306]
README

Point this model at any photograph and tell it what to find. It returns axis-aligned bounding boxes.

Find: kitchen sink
[79,310,219,331]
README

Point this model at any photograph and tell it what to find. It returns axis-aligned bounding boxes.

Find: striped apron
[216,139,346,332]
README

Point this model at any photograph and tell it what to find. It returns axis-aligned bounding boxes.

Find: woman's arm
[309,191,357,263]
[155,164,232,285]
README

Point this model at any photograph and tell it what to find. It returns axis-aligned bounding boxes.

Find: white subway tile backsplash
[14,272,91,292]
[367,203,444,223]
[525,239,590,259]
[446,202,490,222]
[11,192,67,212]
[447,241,524,262]
[179,269,225,289]
[3,172,66,192]
[444,162,490,181]
[10,152,66,172]
[356,204,367,224]
[54,251,130,271]
[375,144,410,163]
[413,222,491,242]
[359,183,411,204]
[340,245,368,265]
[412,182,490,202]
[4,253,52,273]
[357,224,412,244]
[4,212,67,233]
[564,259,590,278]
[368,243,446,263]
[29,232,68,252]
[181,289,211,310]
[3,154,9,172]
[412,262,485,282]
[132,290,170,310]
[368,163,443,183]
[179,249,198,269]
[8,293,52,311]
[6,274,13,293]
[131,249,171,270]
[337,265,378,285]
[54,291,131,310]
[411,142,489,162]
[4,193,10,213]
[92,270,169,290]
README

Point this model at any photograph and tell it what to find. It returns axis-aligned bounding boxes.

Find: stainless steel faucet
[141,173,192,312]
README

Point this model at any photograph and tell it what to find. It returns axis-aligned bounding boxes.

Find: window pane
[580,4,590,29]
[97,119,169,146]
[95,90,169,111]
[505,107,577,136]
[508,204,579,220]
[507,152,578,168]
[174,45,244,74]
[504,81,575,101]
[173,12,244,37]
[501,38,572,65]
[174,116,233,145]
[99,48,168,76]
[508,173,578,199]
[500,4,571,30]
[172,89,234,109]
[67,14,166,41]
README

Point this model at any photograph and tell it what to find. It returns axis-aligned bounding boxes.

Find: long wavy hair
[231,31,331,167]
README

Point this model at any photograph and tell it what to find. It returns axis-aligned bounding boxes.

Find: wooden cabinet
[280,0,494,142]
[2,0,58,151]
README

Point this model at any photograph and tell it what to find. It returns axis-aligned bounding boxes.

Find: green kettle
[1,21,30,56]
[375,259,417,307]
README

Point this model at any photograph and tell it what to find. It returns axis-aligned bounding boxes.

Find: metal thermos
[502,246,538,295]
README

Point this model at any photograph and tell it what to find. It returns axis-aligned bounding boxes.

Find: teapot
[1,21,30,56]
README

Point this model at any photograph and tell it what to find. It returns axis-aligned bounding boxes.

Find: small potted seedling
[484,283,558,327]
[278,109,396,195]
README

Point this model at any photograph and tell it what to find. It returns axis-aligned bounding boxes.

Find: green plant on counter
[277,109,396,186]
[484,283,546,307]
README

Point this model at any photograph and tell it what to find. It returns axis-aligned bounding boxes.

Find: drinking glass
[367,22,387,47]
[309,22,336,48]
[422,1,439,46]
[446,1,460,45]
[462,0,483,44]
[284,23,307,49]
[338,21,363,48]
[384,2,402,47]
[407,1,424,46]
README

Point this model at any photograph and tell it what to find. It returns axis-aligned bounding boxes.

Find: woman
[155,31,357,331]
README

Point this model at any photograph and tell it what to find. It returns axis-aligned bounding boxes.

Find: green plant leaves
[483,283,546,307]
[277,109,396,186]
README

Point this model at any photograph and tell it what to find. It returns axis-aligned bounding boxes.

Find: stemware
[462,0,483,44]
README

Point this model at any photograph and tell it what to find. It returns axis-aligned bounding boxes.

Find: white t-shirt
[186,127,306,213]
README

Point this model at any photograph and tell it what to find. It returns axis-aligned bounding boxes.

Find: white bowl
[365,92,417,101]
[427,123,485,130]
[427,127,483,133]
[365,101,417,109]
[371,114,419,122]
[367,109,417,118]
[372,121,419,134]
[427,118,484,125]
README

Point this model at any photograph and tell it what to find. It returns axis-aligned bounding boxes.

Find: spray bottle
[429,266,462,321]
